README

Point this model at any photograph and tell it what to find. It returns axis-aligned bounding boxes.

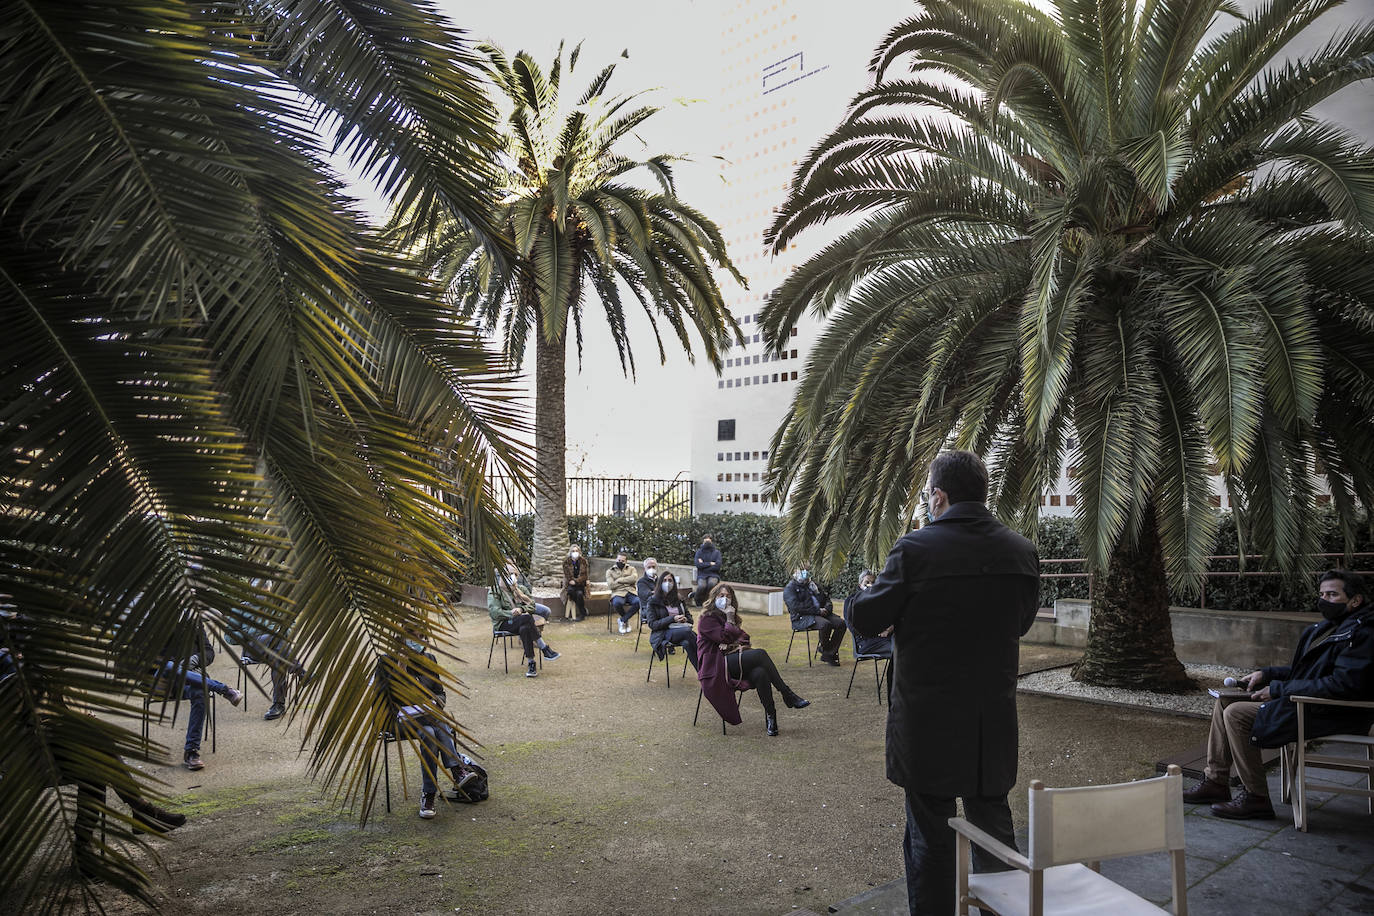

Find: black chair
[693,685,753,735]
[634,610,648,652]
[609,596,643,633]
[234,653,266,713]
[785,619,821,666]
[141,660,216,755]
[647,639,691,687]
[845,628,892,703]
[487,621,543,675]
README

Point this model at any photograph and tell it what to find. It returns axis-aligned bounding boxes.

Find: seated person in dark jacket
[1183,569,1374,820]
[692,536,723,607]
[644,571,698,670]
[374,634,480,820]
[843,569,893,658]
[227,603,305,722]
[783,563,846,666]
[636,558,661,626]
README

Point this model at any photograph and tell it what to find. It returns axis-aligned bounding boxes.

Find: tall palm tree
[1,1,527,908]
[761,0,1374,689]
[415,42,744,587]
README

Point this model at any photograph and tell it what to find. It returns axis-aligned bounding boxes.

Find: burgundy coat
[696,610,750,725]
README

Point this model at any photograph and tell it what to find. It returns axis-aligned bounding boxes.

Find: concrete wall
[1033,599,1318,668]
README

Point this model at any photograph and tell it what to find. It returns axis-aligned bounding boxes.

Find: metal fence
[487,475,694,519]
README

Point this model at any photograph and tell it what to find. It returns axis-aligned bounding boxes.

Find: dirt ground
[73,614,1202,916]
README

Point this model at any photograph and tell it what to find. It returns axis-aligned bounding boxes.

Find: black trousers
[566,585,587,619]
[504,612,539,659]
[812,612,846,655]
[692,576,720,607]
[903,789,1015,915]
[725,648,790,716]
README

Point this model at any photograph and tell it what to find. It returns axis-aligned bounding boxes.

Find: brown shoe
[1211,789,1275,820]
[1182,777,1231,804]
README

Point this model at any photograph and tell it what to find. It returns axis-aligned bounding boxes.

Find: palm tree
[760,0,1374,689]
[414,42,744,588]
[1,1,527,907]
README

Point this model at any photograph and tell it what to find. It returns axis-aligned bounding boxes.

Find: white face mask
[714,596,730,610]
[661,580,674,593]
[570,551,580,560]
[644,567,657,577]
[505,568,518,581]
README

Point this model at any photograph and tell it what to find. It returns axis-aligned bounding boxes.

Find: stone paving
[825,744,1374,915]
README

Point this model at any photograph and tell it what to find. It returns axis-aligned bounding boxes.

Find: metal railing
[487,475,694,519]
[1038,553,1374,609]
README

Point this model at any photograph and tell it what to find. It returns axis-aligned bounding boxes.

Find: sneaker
[456,770,479,791]
[183,751,204,771]
[418,793,436,819]
[223,686,243,706]
[1211,790,1275,820]
[1182,777,1231,805]
[525,660,538,677]
[263,703,284,721]
[541,644,560,661]
[618,621,628,634]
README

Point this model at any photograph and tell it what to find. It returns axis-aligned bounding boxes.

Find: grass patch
[249,827,332,852]
[166,783,275,816]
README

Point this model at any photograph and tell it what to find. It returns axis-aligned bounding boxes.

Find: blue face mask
[404,638,424,653]
[796,570,809,582]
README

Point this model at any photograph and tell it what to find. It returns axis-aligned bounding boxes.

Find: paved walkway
[825,743,1374,915]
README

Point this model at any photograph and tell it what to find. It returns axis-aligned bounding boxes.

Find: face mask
[505,568,518,581]
[861,580,873,590]
[795,570,809,582]
[714,596,730,610]
[404,638,424,653]
[662,580,674,593]
[570,551,580,560]
[616,560,626,568]
[644,567,656,577]
[702,541,712,549]
[1316,598,1349,621]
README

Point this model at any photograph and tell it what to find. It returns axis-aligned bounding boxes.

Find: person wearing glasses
[849,450,1039,916]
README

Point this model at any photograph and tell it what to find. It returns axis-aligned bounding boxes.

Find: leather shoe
[1182,777,1231,804]
[1211,790,1275,820]
[765,714,779,736]
[782,693,810,709]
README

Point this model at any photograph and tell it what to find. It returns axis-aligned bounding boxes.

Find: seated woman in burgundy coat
[696,584,810,736]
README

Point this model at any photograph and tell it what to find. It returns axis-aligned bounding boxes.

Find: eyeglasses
[920,487,942,503]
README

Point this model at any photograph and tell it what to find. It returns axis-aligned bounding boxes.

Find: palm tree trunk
[1071,507,1194,692]
[530,326,569,588]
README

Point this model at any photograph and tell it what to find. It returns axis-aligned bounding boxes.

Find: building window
[726,379,733,388]
[762,451,768,459]
[790,371,798,380]
[743,314,751,323]
[1066,466,1079,479]
[716,494,723,502]
[1049,495,1061,506]
[1316,494,1332,506]
[725,453,732,461]
[752,451,760,460]
[717,380,724,389]
[716,473,723,482]
[753,355,760,364]
[751,494,759,502]
[790,349,798,359]
[744,377,751,385]
[1065,494,1078,507]
[791,327,798,336]
[1208,495,1222,508]
[717,452,723,461]
[735,451,742,460]
[1039,496,1046,506]
[772,373,779,382]
[1066,437,1078,449]
[753,375,759,384]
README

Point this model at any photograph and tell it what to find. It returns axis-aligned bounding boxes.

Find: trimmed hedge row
[508,510,1372,612]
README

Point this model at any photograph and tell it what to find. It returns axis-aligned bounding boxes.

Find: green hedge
[507,510,1371,611]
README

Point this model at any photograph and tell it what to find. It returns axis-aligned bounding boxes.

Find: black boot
[782,691,810,709]
[765,713,779,736]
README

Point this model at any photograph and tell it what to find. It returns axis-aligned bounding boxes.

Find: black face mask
[616,561,625,568]
[1316,598,1349,621]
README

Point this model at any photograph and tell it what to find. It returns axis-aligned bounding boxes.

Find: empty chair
[949,763,1187,916]
[1280,694,1374,832]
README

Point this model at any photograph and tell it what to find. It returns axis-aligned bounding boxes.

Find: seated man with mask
[784,563,847,666]
[607,550,641,634]
[1183,568,1374,819]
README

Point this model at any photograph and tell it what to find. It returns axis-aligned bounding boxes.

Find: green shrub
[493,509,1371,611]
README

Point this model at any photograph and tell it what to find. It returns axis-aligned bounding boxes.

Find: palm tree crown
[414,42,743,583]
[762,0,1374,590]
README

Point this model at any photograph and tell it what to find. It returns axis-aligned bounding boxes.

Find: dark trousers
[656,628,700,670]
[903,789,1015,915]
[692,576,720,607]
[566,585,587,619]
[243,634,296,707]
[504,612,539,659]
[813,613,846,655]
[612,594,641,622]
[726,648,790,716]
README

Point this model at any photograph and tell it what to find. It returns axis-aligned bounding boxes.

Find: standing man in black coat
[850,450,1039,916]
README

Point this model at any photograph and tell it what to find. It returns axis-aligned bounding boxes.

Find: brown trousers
[1204,697,1268,794]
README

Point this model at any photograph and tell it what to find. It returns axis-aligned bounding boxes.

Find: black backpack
[447,752,489,803]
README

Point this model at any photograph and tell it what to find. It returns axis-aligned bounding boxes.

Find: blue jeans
[612,594,641,622]
[903,789,1015,915]
[160,661,228,754]
[410,722,460,796]
[532,603,551,620]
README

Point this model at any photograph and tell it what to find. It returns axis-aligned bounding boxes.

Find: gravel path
[1018,662,1250,718]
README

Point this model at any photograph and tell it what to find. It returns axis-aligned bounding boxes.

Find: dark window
[772,373,778,382]
[752,451,760,460]
[790,349,798,359]
[717,380,724,389]
[791,327,798,336]
[1065,494,1078,507]
[1049,494,1061,506]
[717,452,723,461]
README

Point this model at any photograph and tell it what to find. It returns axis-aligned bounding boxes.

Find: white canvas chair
[1279,695,1374,832]
[949,763,1187,916]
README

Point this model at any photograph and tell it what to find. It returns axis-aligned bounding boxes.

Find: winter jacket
[784,578,833,628]
[563,556,589,589]
[487,579,533,625]
[851,502,1039,796]
[645,594,693,652]
[844,591,892,658]
[636,572,658,609]
[1250,608,1374,748]
[693,545,723,582]
[606,562,639,598]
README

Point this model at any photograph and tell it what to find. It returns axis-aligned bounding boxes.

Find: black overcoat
[1250,608,1374,748]
[851,502,1039,797]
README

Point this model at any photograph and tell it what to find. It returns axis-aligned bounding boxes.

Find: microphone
[1223,677,1248,688]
